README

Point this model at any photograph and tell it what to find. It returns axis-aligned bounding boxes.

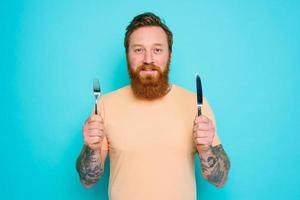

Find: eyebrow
[131,43,164,48]
[131,44,143,48]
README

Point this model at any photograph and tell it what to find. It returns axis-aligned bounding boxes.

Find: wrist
[84,145,101,158]
[197,144,212,155]
[86,143,102,152]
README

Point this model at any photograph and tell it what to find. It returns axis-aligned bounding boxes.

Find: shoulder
[96,85,131,120]
[173,84,196,99]
[96,85,131,105]
[100,85,131,103]
[173,84,204,104]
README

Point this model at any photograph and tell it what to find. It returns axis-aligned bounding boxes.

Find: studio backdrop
[1,0,300,200]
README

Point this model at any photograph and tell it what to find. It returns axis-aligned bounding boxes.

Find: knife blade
[196,73,203,116]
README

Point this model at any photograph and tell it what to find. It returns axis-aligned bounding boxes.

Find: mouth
[140,69,157,75]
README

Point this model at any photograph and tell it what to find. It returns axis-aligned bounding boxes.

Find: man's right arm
[76,114,107,188]
[76,145,106,188]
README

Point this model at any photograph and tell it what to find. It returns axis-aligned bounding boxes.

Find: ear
[168,52,172,62]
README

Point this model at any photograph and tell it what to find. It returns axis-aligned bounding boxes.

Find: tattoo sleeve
[198,144,230,188]
[76,145,104,186]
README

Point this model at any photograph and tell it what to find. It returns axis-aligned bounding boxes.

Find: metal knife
[196,73,203,116]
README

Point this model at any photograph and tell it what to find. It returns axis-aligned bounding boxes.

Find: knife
[196,73,203,116]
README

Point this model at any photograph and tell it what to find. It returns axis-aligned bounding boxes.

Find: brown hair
[124,12,173,53]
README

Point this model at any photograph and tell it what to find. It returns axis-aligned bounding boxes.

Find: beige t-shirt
[98,84,220,200]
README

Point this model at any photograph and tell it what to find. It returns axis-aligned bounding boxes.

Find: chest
[105,102,196,155]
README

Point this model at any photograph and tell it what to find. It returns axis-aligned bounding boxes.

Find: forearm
[76,145,104,187]
[197,144,230,188]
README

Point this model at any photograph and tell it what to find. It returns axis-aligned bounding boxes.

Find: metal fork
[93,79,101,115]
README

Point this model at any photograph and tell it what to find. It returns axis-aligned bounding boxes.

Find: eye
[153,48,163,54]
[134,48,144,54]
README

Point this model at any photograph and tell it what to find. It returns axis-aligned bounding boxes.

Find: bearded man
[76,12,230,200]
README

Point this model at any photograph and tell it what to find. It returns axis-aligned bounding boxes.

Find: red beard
[128,61,170,100]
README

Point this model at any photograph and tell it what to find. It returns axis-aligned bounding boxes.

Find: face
[127,26,171,99]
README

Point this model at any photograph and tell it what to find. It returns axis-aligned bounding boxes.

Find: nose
[143,50,154,64]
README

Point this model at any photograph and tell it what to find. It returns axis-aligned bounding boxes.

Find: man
[76,12,230,200]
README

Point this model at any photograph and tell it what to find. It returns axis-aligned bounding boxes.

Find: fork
[93,79,101,115]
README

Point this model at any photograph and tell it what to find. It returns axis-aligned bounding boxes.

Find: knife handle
[198,107,202,116]
[95,103,98,115]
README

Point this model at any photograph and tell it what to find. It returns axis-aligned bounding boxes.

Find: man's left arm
[196,143,230,188]
[193,98,231,188]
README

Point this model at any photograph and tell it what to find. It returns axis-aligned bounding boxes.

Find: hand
[193,115,215,149]
[82,114,105,151]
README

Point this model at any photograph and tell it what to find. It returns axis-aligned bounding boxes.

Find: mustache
[136,64,162,72]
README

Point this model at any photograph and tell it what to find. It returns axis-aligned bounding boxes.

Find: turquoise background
[1,0,300,199]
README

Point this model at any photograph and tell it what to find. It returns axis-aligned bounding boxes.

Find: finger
[193,131,209,138]
[90,114,104,122]
[194,136,209,141]
[193,124,209,133]
[84,130,101,139]
[194,117,209,125]
[195,138,211,145]
[201,115,210,122]
[88,130,103,137]
[88,122,104,131]
[201,140,212,145]
[85,136,102,145]
[89,137,102,144]
[88,134,103,139]
[195,115,210,123]
[194,136,213,144]
[194,136,209,142]
[194,130,214,138]
[195,138,207,145]
[197,123,210,131]
[88,127,104,132]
